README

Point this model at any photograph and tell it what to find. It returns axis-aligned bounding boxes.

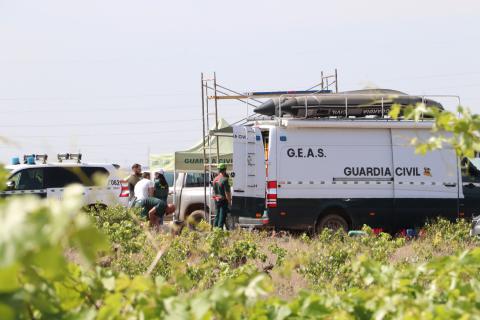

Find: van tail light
[120,180,129,198]
[266,180,277,208]
[267,181,277,189]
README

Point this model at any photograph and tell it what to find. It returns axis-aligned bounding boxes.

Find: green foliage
[413,218,480,261]
[268,243,287,266]
[0,186,109,319]
[1,185,480,319]
[299,227,405,290]
[0,164,7,191]
[87,205,146,254]
[389,103,480,158]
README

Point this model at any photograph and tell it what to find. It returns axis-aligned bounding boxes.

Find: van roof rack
[57,153,82,163]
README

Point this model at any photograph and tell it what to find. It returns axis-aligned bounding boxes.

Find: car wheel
[316,213,348,233]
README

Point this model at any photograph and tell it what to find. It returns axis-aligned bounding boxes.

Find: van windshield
[463,158,480,181]
[469,158,480,172]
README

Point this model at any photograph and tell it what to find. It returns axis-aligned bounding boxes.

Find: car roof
[6,163,117,171]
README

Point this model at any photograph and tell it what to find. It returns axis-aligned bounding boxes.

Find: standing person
[126,163,142,207]
[212,163,231,229]
[154,169,169,202]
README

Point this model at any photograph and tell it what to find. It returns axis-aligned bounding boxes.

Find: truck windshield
[163,172,176,187]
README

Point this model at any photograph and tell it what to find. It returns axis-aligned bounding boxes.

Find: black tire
[87,203,107,212]
[316,213,349,233]
[187,210,206,229]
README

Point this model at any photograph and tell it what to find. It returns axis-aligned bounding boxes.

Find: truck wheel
[225,213,239,230]
[87,203,107,212]
[316,214,348,233]
[187,210,205,230]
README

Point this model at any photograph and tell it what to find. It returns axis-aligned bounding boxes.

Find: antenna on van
[70,153,82,163]
[57,153,82,163]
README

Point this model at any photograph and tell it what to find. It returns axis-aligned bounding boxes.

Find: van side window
[81,167,110,186]
[45,167,83,188]
[9,168,44,190]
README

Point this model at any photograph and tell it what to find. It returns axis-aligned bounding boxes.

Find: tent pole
[213,72,220,228]
[214,72,220,162]
[201,73,208,223]
[173,167,177,220]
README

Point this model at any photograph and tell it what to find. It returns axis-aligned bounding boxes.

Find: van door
[231,125,266,218]
[1,168,47,198]
[391,129,459,229]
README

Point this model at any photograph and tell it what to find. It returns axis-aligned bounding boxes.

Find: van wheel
[316,214,348,233]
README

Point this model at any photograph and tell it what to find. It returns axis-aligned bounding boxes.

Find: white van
[231,118,480,232]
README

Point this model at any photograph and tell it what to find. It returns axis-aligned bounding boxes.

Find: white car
[1,155,129,208]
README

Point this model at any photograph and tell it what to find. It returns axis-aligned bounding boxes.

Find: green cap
[218,163,226,170]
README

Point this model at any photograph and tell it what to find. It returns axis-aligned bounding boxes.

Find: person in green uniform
[212,163,231,229]
[154,169,169,202]
[135,197,176,228]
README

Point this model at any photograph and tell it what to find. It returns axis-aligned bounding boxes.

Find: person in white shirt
[134,172,175,229]
[134,172,154,200]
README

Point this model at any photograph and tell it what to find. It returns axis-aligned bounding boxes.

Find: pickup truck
[168,172,211,222]
[165,171,254,229]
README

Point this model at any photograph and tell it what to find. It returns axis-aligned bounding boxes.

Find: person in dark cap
[212,163,231,229]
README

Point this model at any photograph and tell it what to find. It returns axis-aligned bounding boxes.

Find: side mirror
[6,181,15,190]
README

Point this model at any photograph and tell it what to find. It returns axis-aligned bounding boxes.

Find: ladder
[201,73,220,225]
[245,127,258,191]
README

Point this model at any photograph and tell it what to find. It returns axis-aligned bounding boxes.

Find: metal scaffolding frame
[200,71,339,225]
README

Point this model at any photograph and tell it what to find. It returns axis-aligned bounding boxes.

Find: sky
[0,0,479,168]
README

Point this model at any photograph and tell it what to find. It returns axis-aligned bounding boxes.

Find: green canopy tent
[149,118,233,173]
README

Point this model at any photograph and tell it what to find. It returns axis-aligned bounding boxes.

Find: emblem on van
[423,167,432,177]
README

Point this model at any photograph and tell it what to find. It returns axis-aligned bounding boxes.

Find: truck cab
[159,171,214,223]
